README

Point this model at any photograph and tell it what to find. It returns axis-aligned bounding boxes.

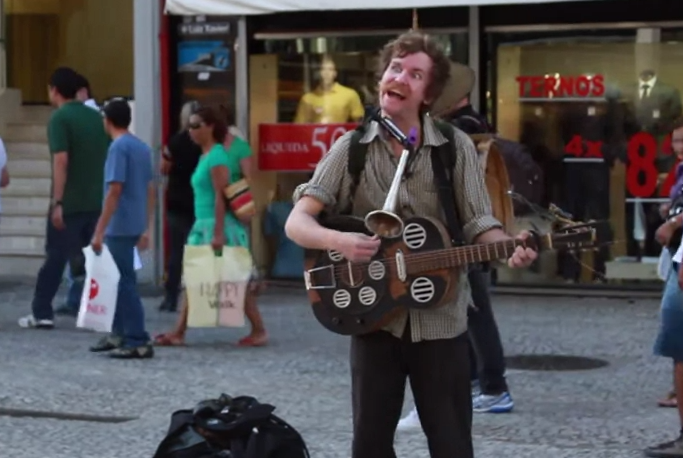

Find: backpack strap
[344,124,371,215]
[431,120,466,246]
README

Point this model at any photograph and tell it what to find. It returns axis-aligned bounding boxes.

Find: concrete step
[7,158,51,178]
[2,177,51,197]
[14,106,53,124]
[1,196,49,216]
[0,254,44,277]
[4,122,47,143]
[0,215,46,237]
[0,234,45,256]
[5,142,50,160]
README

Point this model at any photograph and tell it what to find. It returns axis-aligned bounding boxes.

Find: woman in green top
[154,106,263,346]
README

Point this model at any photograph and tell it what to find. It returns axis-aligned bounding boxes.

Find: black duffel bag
[152,394,309,458]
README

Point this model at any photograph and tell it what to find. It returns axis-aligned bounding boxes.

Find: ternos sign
[516,74,605,98]
[258,123,359,171]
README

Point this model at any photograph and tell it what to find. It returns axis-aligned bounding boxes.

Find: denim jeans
[654,263,683,362]
[467,269,509,395]
[106,235,150,348]
[65,267,83,310]
[32,211,99,320]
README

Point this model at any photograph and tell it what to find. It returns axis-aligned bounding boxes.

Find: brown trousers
[350,323,473,458]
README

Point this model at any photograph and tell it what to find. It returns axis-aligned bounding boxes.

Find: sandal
[658,391,677,408]
[153,333,186,347]
[238,334,268,347]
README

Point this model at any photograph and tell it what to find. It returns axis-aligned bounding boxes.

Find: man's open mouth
[386,90,406,100]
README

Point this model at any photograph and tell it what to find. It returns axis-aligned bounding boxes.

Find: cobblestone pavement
[0,281,675,458]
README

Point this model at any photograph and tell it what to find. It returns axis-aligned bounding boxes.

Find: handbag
[223,134,256,223]
[224,178,256,223]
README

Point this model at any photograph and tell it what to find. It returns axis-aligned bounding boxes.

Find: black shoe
[158,298,177,312]
[89,335,123,353]
[644,435,683,457]
[108,344,155,359]
[55,304,79,317]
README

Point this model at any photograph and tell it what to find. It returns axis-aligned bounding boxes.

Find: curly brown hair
[376,31,451,108]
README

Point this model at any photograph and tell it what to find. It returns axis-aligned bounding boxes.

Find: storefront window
[249,31,467,279]
[488,28,683,287]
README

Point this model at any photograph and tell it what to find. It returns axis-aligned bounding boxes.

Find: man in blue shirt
[89,99,155,359]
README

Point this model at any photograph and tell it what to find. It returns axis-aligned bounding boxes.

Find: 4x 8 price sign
[564,132,676,197]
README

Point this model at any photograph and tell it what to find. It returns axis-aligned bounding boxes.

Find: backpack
[453,115,544,215]
[152,394,309,458]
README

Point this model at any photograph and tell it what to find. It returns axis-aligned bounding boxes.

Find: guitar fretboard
[405,239,524,274]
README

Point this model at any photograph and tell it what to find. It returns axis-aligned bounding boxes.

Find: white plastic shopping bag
[658,248,672,281]
[134,248,142,271]
[184,245,252,328]
[76,245,121,333]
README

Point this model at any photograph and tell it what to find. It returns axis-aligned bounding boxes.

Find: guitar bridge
[304,265,337,290]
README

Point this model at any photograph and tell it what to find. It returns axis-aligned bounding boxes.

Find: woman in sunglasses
[154,105,266,346]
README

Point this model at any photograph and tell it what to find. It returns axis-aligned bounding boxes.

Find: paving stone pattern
[0,283,676,458]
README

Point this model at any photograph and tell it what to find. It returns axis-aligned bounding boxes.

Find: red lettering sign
[626,132,678,198]
[258,123,359,171]
[564,132,678,198]
[86,304,107,315]
[563,135,604,158]
[516,75,605,98]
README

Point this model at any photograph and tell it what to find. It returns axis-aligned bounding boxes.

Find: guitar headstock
[536,220,611,252]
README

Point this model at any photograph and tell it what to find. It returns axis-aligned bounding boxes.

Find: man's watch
[51,200,63,208]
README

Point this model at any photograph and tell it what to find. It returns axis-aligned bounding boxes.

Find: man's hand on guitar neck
[475,227,538,269]
[506,230,538,268]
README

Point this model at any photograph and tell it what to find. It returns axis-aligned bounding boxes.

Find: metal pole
[468,5,480,112]
[133,0,163,286]
[236,16,249,139]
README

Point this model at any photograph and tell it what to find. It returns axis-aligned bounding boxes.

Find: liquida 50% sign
[258,123,359,171]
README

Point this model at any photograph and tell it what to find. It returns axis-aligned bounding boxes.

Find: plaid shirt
[293,114,501,342]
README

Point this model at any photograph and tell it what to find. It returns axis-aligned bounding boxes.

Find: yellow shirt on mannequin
[294,82,365,124]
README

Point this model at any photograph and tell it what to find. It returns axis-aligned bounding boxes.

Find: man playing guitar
[285,31,537,458]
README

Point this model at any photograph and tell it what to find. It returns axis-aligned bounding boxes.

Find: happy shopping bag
[76,245,121,333]
[184,245,253,328]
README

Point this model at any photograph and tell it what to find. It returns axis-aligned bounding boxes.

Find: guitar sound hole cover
[368,261,385,280]
[358,286,377,306]
[403,223,427,249]
[332,289,352,308]
[410,277,435,303]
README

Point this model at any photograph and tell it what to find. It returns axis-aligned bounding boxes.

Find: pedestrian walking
[19,67,109,330]
[89,99,155,359]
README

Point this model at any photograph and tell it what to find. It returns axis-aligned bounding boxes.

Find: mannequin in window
[293,55,364,124]
[629,69,682,144]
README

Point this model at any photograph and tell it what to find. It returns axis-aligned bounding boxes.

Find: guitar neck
[406,239,526,274]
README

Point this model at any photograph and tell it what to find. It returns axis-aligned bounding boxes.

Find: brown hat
[430,61,476,117]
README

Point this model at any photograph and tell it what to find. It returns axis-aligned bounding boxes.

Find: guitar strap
[430,135,466,247]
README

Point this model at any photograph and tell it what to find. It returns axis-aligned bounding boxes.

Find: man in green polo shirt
[18,67,110,329]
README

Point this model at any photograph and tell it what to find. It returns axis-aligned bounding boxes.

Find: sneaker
[89,335,123,352]
[396,407,421,431]
[108,344,154,359]
[472,392,514,413]
[471,379,481,398]
[17,315,54,329]
[644,434,683,457]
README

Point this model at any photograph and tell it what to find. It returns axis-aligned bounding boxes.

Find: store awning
[165,0,594,16]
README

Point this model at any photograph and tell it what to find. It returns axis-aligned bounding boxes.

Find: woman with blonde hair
[154,104,267,346]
